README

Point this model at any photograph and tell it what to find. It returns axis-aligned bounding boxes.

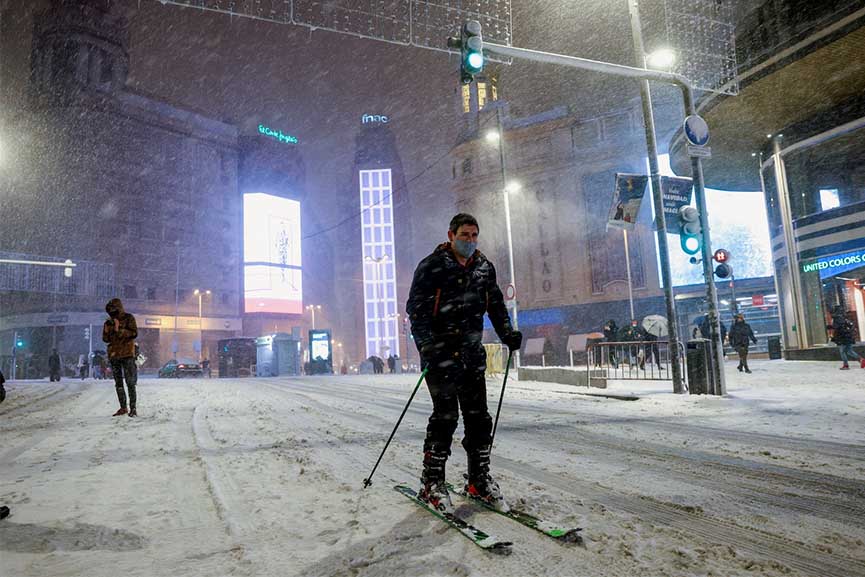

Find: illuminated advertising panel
[243,193,302,314]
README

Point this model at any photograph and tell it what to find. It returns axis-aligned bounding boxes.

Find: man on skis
[407,213,522,515]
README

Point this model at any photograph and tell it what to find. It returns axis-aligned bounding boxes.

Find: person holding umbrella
[641,315,668,370]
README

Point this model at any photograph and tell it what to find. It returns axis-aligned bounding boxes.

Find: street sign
[683,115,710,146]
[686,144,712,158]
[752,294,764,307]
[658,176,693,235]
[505,283,516,300]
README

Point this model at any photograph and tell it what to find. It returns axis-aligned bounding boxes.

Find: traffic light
[678,205,702,255]
[15,337,24,348]
[714,263,733,279]
[448,20,484,84]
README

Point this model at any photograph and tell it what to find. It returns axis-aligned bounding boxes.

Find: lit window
[490,77,498,101]
[478,82,487,109]
[462,84,471,113]
[820,188,840,211]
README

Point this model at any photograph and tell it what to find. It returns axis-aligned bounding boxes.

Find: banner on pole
[659,176,694,234]
[606,173,648,231]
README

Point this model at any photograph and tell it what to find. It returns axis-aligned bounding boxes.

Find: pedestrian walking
[77,354,88,380]
[618,320,644,367]
[602,320,619,368]
[48,349,61,382]
[0,368,8,520]
[407,213,522,514]
[102,298,138,417]
[729,313,758,373]
[830,308,864,370]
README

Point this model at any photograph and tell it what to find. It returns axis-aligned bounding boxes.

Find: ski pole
[490,349,514,449]
[363,368,428,488]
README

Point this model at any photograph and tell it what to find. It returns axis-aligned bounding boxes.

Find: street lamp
[305,304,322,329]
[646,47,676,69]
[364,254,390,356]
[193,289,211,361]
[490,107,521,367]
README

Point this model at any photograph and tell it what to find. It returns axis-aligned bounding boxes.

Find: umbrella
[642,315,668,337]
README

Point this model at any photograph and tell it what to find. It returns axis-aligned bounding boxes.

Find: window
[478,82,487,110]
[820,188,840,211]
[146,287,157,300]
[462,158,473,175]
[462,84,471,113]
[124,285,138,299]
[221,292,230,305]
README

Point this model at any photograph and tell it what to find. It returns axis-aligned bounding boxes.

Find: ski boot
[466,446,509,512]
[418,450,454,515]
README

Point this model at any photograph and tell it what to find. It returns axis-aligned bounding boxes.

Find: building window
[490,77,498,101]
[461,158,473,175]
[124,285,138,299]
[478,82,488,110]
[221,292,230,305]
[820,188,840,211]
[462,84,471,113]
[146,287,157,300]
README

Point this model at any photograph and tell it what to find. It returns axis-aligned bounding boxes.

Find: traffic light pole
[482,40,725,395]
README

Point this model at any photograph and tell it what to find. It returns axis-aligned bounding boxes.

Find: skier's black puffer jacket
[407,243,514,373]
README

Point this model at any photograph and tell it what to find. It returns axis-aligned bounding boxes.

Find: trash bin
[686,339,710,395]
[767,336,782,360]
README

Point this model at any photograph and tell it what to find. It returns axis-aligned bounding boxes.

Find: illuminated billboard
[243,193,302,314]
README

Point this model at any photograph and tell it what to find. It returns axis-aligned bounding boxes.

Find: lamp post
[193,289,211,361]
[305,304,322,329]
[487,108,521,368]
[365,254,390,356]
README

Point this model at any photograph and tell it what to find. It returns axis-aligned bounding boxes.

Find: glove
[502,330,523,351]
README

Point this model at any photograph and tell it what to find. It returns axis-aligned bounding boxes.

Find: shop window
[820,188,840,211]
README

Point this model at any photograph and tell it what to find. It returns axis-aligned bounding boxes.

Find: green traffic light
[681,234,701,255]
[16,340,24,347]
[466,51,484,72]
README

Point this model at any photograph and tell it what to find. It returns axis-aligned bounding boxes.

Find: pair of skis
[395,483,582,554]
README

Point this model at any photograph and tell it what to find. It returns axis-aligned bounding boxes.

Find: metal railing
[586,340,686,382]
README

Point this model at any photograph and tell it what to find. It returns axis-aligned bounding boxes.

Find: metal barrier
[586,340,686,383]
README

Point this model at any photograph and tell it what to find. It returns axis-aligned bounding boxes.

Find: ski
[394,484,512,554]
[450,483,583,544]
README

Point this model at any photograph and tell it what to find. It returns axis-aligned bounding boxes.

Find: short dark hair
[449,213,479,234]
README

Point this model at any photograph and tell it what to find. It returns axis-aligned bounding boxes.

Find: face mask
[453,239,477,259]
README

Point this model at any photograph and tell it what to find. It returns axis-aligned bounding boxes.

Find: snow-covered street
[2,359,865,577]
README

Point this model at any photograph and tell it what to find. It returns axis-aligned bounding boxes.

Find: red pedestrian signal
[713,249,730,263]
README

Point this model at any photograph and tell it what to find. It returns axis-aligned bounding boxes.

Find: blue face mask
[453,239,477,259]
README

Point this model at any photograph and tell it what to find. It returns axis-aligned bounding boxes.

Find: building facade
[669,0,865,359]
[0,1,308,376]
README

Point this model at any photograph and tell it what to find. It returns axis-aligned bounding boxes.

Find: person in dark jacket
[102,298,138,417]
[830,308,863,370]
[48,349,61,382]
[617,320,644,367]
[407,213,522,515]
[729,314,757,373]
[602,320,619,368]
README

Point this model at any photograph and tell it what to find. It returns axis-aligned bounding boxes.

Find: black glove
[502,330,523,351]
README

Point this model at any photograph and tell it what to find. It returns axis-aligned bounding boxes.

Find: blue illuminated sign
[802,248,865,279]
[258,124,298,145]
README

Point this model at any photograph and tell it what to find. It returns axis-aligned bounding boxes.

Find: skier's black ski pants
[423,365,492,460]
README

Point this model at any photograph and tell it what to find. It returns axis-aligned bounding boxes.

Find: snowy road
[2,360,865,576]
